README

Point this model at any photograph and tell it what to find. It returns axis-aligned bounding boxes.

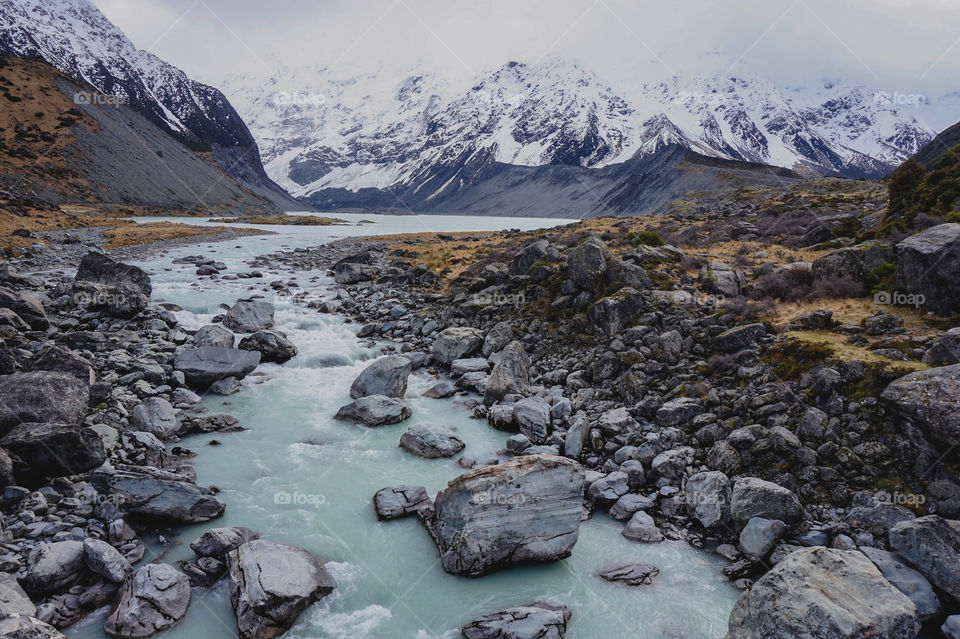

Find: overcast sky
[92,0,960,96]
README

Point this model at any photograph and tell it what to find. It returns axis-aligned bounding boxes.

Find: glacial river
[66,213,738,639]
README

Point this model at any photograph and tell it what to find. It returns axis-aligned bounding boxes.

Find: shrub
[946,211,960,224]
[627,230,665,247]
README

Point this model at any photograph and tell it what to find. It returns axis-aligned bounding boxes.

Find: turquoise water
[66,213,738,639]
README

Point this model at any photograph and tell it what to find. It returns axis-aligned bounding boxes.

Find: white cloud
[92,0,960,98]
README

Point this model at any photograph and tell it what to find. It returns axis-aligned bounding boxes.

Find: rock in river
[193,324,235,348]
[373,485,432,521]
[424,455,585,577]
[228,539,336,639]
[725,547,919,639]
[462,602,571,639]
[222,301,275,333]
[104,564,190,638]
[190,527,261,558]
[335,395,412,427]
[349,355,411,399]
[0,371,90,436]
[598,563,659,586]
[399,424,465,458]
[88,464,226,523]
[238,331,298,364]
[173,346,260,388]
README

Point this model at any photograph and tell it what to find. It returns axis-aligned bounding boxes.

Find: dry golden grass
[102,221,256,248]
[782,330,929,372]
[768,298,936,335]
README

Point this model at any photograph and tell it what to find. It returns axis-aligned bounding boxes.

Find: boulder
[222,301,275,333]
[422,380,457,399]
[399,424,464,458]
[1,423,106,482]
[84,538,132,583]
[104,564,190,638]
[0,286,48,329]
[730,477,803,526]
[0,306,29,332]
[945,616,960,639]
[70,280,147,318]
[0,615,66,639]
[622,510,664,543]
[130,398,178,439]
[889,515,960,600]
[349,355,411,399]
[896,223,960,316]
[432,327,484,365]
[193,324,235,348]
[699,262,745,298]
[715,324,766,353]
[685,471,731,528]
[598,563,659,586]
[587,288,646,335]
[563,416,590,460]
[656,397,703,427]
[28,346,96,385]
[860,546,940,621]
[238,331,298,364]
[190,527,261,558]
[567,236,608,291]
[513,396,551,444]
[0,372,89,436]
[462,602,570,639]
[881,364,960,447]
[586,472,629,505]
[333,258,378,284]
[87,465,226,523]
[923,328,960,365]
[173,347,260,388]
[0,573,35,616]
[426,455,585,577]
[482,321,515,357]
[373,485,431,521]
[76,251,152,295]
[739,517,786,560]
[334,395,412,427]
[21,541,87,594]
[725,547,920,639]
[483,341,530,405]
[227,540,336,639]
[510,239,557,276]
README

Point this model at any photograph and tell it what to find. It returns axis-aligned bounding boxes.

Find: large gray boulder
[426,455,585,577]
[738,517,786,560]
[462,602,571,639]
[715,324,766,353]
[71,280,147,319]
[190,527,261,558]
[0,286,48,329]
[227,540,336,639]
[0,615,66,639]
[860,546,940,620]
[173,347,260,388]
[87,465,226,523]
[725,547,920,639]
[130,398,178,439]
[685,471,731,528]
[889,515,960,600]
[349,355,411,399]
[104,564,190,638]
[1,423,106,481]
[896,223,960,316]
[0,372,89,436]
[399,424,464,458]
[510,239,558,276]
[373,485,431,521]
[432,327,484,365]
[0,573,35,616]
[238,331,298,364]
[334,395,411,427]
[21,541,87,594]
[730,477,803,526]
[513,396,551,444]
[567,236,608,291]
[76,251,152,295]
[84,538,133,583]
[193,324,235,348]
[699,262,745,298]
[222,301,275,333]
[881,364,960,447]
[483,341,530,405]
[587,288,646,335]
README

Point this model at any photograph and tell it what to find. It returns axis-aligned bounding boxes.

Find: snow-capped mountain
[0,0,298,208]
[220,58,939,211]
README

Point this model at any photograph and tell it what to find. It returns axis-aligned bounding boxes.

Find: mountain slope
[0,0,302,210]
[0,57,278,213]
[220,59,936,215]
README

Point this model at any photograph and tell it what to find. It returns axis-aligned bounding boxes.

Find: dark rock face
[21,541,87,595]
[0,372,90,436]
[103,564,191,638]
[462,602,571,639]
[715,323,766,353]
[725,547,920,639]
[349,355,411,399]
[173,347,261,388]
[881,364,960,447]
[238,331,298,364]
[75,252,152,296]
[484,341,530,405]
[190,527,261,558]
[431,327,484,365]
[0,286,49,329]
[567,236,608,292]
[70,281,147,319]
[510,239,558,276]
[896,223,960,316]
[426,455,585,577]
[87,465,226,523]
[889,515,960,600]
[730,477,803,526]
[222,301,275,333]
[587,287,647,336]
[1,423,106,482]
[227,540,336,639]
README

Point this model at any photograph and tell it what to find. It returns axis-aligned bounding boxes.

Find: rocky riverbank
[241,220,960,638]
